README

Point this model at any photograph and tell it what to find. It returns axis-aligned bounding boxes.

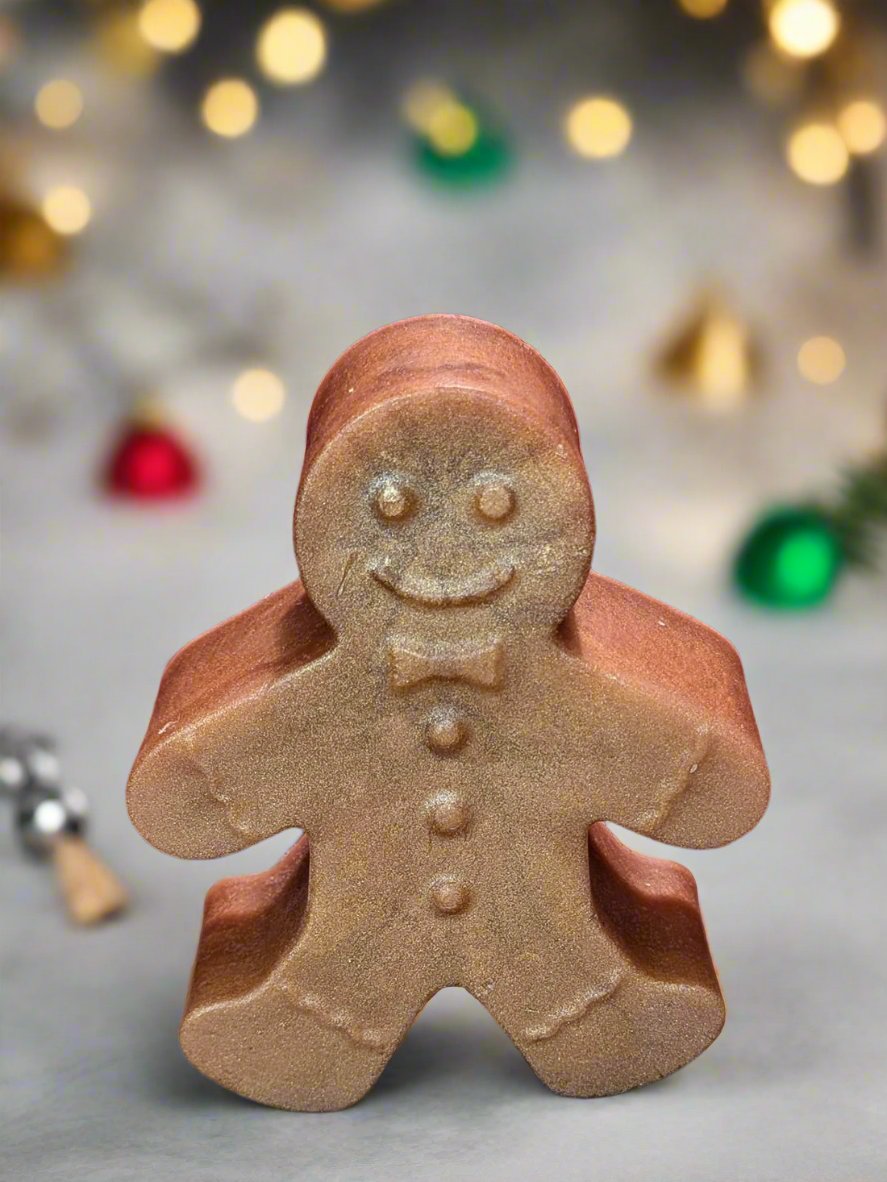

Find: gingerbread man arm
[564,573,770,849]
[127,581,335,859]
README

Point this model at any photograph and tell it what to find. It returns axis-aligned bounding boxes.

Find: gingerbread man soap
[128,315,770,1111]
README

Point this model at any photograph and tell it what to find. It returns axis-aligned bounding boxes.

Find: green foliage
[827,450,887,569]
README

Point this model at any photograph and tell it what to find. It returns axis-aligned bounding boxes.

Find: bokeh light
[138,0,201,54]
[678,0,729,18]
[837,99,887,156]
[201,79,259,138]
[320,0,387,10]
[256,8,327,86]
[231,368,287,422]
[786,122,849,185]
[403,82,480,156]
[35,80,83,130]
[95,8,159,77]
[742,40,804,105]
[797,336,846,384]
[565,97,632,159]
[426,100,478,157]
[41,186,91,235]
[403,81,456,133]
[768,0,840,60]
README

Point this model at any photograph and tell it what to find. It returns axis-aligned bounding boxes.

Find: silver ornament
[16,785,88,856]
[0,752,28,796]
[0,728,60,793]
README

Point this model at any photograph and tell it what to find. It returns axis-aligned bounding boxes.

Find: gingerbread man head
[294,315,595,643]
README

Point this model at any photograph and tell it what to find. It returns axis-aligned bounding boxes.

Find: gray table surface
[3,35,887,1175]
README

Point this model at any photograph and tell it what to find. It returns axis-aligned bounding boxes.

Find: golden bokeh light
[401,82,480,156]
[786,121,849,185]
[426,100,478,156]
[678,0,729,18]
[35,80,84,130]
[41,186,92,236]
[201,79,259,138]
[95,8,159,77]
[403,81,456,134]
[837,99,887,156]
[320,0,387,10]
[138,0,201,54]
[797,336,845,384]
[742,40,804,105]
[768,0,840,60]
[231,368,287,422]
[256,8,327,86]
[565,97,632,159]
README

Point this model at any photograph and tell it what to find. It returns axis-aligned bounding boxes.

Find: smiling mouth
[369,558,515,607]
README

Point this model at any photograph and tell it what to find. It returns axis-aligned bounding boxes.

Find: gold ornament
[655,289,761,410]
[0,195,68,280]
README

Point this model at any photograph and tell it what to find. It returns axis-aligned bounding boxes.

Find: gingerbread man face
[128,315,769,1113]
[295,377,594,644]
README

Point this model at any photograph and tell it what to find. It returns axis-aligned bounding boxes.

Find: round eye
[374,478,413,521]
[475,478,515,522]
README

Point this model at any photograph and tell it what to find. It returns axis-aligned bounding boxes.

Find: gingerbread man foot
[514,976,725,1099]
[474,825,725,1097]
[180,839,434,1110]
[182,985,397,1111]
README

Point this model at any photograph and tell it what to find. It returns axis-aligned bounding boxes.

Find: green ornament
[414,113,511,188]
[734,505,845,609]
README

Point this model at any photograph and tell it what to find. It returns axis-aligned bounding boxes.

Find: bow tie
[387,638,504,691]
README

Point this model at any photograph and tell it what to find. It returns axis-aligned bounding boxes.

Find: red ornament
[104,414,199,501]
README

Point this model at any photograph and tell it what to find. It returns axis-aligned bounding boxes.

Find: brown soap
[127,314,770,1111]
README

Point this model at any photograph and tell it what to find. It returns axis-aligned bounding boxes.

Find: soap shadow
[371,991,542,1102]
[693,936,854,1089]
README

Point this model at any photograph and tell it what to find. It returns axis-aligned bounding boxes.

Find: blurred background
[2,2,886,1180]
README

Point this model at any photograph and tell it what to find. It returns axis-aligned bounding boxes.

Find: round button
[428,792,470,836]
[429,875,471,915]
[425,707,467,754]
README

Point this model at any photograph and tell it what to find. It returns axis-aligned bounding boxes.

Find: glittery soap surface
[127,314,770,1111]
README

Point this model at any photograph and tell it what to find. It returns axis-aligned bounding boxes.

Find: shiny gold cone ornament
[0,194,69,280]
[655,290,761,411]
[52,834,128,925]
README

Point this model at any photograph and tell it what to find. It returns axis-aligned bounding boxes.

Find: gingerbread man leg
[479,825,726,1097]
[178,838,432,1111]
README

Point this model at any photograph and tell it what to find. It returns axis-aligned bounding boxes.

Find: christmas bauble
[734,505,845,608]
[104,421,199,500]
[417,127,511,186]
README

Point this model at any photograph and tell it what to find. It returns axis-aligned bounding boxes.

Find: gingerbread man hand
[128,315,769,1111]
